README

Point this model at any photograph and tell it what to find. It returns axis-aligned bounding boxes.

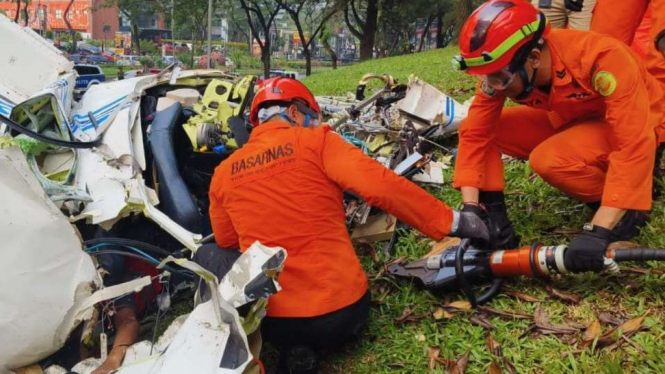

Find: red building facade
[0,0,119,40]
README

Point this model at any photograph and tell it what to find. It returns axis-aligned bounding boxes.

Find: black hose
[612,248,665,262]
[0,112,102,149]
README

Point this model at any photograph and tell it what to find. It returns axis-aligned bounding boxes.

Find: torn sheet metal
[67,242,288,374]
[0,14,74,104]
[0,145,100,373]
[398,77,468,135]
[412,161,448,185]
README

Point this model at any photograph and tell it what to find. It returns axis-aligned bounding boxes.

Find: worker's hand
[462,203,519,250]
[564,225,612,273]
[564,0,584,11]
[450,209,490,243]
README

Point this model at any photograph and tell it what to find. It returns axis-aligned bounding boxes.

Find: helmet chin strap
[514,64,538,101]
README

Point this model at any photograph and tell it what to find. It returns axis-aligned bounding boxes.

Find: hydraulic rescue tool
[388,239,665,307]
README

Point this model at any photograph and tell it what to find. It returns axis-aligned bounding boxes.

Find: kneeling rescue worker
[453,0,665,273]
[198,77,489,373]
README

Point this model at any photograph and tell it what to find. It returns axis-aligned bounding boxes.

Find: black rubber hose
[612,248,665,262]
[0,112,102,149]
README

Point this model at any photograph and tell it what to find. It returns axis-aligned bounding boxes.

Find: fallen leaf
[546,286,582,303]
[445,351,469,374]
[447,300,472,310]
[608,241,640,251]
[485,334,502,357]
[519,324,537,339]
[416,333,426,342]
[433,308,445,320]
[423,237,461,258]
[387,363,406,368]
[503,290,543,302]
[533,305,580,334]
[470,315,496,330]
[478,305,533,320]
[489,360,503,374]
[503,358,518,374]
[599,312,623,326]
[428,346,441,370]
[396,306,416,322]
[583,319,602,342]
[596,315,645,348]
[620,267,650,275]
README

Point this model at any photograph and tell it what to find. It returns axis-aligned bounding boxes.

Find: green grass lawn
[303,47,665,373]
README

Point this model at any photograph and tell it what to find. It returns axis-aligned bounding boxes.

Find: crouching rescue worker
[452,0,665,273]
[197,77,489,373]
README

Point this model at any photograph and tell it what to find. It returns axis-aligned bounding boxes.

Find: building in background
[119,12,169,43]
[0,0,118,40]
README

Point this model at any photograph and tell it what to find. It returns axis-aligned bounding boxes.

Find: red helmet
[453,0,550,75]
[249,77,321,127]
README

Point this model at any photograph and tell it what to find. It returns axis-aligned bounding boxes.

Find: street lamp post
[206,0,212,68]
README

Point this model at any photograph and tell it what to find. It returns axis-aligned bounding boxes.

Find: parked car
[73,64,105,91]
[161,55,181,65]
[116,55,141,66]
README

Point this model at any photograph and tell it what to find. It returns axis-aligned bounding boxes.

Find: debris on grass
[396,306,420,323]
[444,351,469,374]
[444,300,472,311]
[433,307,453,320]
[546,285,583,303]
[503,290,543,302]
[599,312,624,326]
[582,319,602,348]
[595,315,646,349]
[428,346,441,370]
[533,305,580,335]
[477,305,533,320]
[470,314,496,330]
[485,334,502,357]
[489,360,503,374]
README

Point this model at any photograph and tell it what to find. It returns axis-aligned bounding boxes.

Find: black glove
[450,209,490,243]
[564,225,612,273]
[564,0,584,12]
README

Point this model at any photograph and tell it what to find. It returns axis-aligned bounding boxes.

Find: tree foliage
[237,0,282,78]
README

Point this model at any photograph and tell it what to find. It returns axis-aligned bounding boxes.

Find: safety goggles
[453,15,546,71]
[480,67,517,90]
[293,100,323,127]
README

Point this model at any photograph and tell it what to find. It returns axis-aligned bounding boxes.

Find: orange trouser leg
[528,121,612,203]
[591,0,649,44]
[647,0,665,90]
[482,107,557,191]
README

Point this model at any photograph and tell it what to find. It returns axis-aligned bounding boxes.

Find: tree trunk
[304,48,311,76]
[418,15,434,53]
[453,0,473,44]
[132,21,141,55]
[261,47,270,79]
[358,0,378,61]
[14,0,20,23]
[22,0,29,26]
[64,0,76,53]
[436,11,444,48]
[322,39,337,70]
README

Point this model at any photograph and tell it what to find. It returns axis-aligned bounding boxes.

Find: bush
[177,51,193,69]
[139,39,159,55]
[227,48,249,69]
[45,30,53,39]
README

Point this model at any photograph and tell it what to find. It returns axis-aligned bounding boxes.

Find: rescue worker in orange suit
[452,0,665,274]
[195,78,489,373]
[591,0,665,89]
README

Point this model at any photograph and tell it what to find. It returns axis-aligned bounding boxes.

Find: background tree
[238,0,282,78]
[319,24,338,69]
[172,0,213,67]
[276,0,340,76]
[63,0,77,53]
[343,0,379,61]
[13,0,20,23]
[102,0,164,55]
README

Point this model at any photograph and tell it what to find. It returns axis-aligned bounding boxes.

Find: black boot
[610,210,650,242]
[479,191,521,249]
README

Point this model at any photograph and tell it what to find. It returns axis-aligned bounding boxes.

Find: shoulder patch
[592,71,617,97]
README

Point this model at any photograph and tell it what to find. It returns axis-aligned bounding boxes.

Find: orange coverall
[453,29,665,211]
[209,122,455,318]
[591,0,665,89]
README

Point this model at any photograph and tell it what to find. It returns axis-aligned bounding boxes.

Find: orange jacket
[454,29,665,210]
[209,122,455,318]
